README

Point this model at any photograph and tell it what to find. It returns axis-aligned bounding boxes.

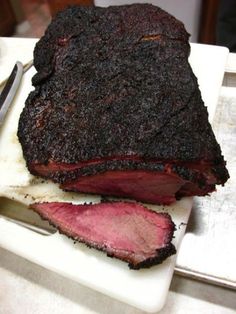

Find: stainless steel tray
[176,87,236,290]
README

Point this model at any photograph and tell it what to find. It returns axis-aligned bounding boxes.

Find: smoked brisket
[30,201,176,269]
[18,4,229,204]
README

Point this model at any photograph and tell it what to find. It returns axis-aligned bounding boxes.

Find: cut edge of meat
[26,159,227,205]
[28,158,229,186]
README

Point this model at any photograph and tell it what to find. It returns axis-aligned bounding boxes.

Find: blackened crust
[129,243,176,270]
[18,5,227,167]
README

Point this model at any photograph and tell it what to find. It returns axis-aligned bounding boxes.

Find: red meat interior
[62,170,186,204]
[31,201,175,266]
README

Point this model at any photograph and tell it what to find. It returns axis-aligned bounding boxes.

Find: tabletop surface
[0,37,236,314]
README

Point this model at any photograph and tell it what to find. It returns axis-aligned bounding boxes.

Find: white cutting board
[0,43,228,313]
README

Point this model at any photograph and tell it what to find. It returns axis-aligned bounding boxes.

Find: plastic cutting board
[0,43,229,313]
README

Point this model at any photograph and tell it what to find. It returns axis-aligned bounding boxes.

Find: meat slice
[30,201,176,269]
[18,4,229,204]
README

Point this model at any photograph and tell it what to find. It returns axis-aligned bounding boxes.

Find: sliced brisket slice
[18,4,229,204]
[30,201,176,269]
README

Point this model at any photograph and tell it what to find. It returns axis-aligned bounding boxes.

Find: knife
[0,198,56,236]
[0,61,23,126]
[0,61,55,235]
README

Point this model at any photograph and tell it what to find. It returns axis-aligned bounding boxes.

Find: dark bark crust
[17,4,229,187]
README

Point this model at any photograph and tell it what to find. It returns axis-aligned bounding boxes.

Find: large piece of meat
[30,201,176,269]
[18,4,229,204]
